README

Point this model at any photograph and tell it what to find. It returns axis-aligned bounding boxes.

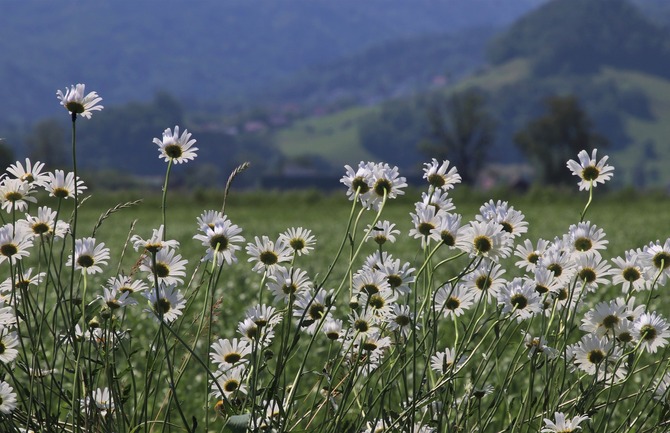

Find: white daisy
[193,217,244,265]
[567,334,625,381]
[82,387,114,416]
[365,220,400,245]
[0,178,37,213]
[45,170,86,200]
[611,249,647,293]
[131,225,179,253]
[154,125,198,164]
[323,318,344,342]
[68,237,110,275]
[211,365,246,399]
[340,161,374,201]
[210,338,251,369]
[0,329,19,364]
[293,289,333,334]
[378,258,415,296]
[196,210,226,230]
[246,236,292,274]
[361,163,407,210]
[434,212,463,248]
[574,253,612,293]
[498,277,542,322]
[0,381,17,414]
[514,238,549,272]
[580,300,628,338]
[266,266,312,304]
[434,284,475,318]
[567,221,608,257]
[566,148,614,191]
[409,203,443,246]
[352,268,391,296]
[635,312,670,354]
[21,206,69,239]
[541,412,589,432]
[640,239,670,285]
[144,283,186,324]
[0,223,33,263]
[419,188,455,213]
[459,220,513,261]
[278,227,316,256]
[140,247,188,285]
[6,158,50,187]
[430,348,462,375]
[56,83,103,119]
[423,158,461,190]
[462,259,506,302]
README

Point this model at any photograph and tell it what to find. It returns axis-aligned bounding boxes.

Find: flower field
[1,85,670,432]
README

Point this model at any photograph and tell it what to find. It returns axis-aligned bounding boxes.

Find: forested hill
[0,0,543,124]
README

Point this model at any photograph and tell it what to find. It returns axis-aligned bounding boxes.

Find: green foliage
[514,95,609,185]
[488,0,670,78]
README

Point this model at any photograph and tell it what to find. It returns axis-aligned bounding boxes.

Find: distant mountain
[0,0,546,126]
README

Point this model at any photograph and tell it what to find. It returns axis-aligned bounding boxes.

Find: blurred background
[1,0,668,191]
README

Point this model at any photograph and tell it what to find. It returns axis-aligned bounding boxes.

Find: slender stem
[161,159,173,241]
[579,180,594,222]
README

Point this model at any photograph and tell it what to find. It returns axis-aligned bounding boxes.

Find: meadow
[3,84,670,433]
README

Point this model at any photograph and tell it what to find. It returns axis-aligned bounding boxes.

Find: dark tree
[420,88,495,184]
[514,95,608,185]
[0,139,14,171]
[25,119,69,169]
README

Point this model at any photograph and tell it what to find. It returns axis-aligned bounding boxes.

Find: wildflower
[514,238,549,272]
[349,310,379,335]
[498,277,542,322]
[434,212,463,248]
[476,200,528,238]
[293,289,333,334]
[580,300,628,338]
[541,412,589,432]
[409,203,442,246]
[532,266,559,297]
[462,259,506,302]
[640,239,670,285]
[154,125,198,164]
[524,333,558,359]
[0,224,33,263]
[21,206,69,239]
[68,237,109,275]
[6,158,50,187]
[246,236,292,274]
[365,220,400,245]
[566,148,614,190]
[574,253,612,293]
[653,373,670,403]
[538,245,575,286]
[211,366,247,399]
[356,330,392,354]
[323,319,344,342]
[362,250,394,271]
[359,287,397,320]
[0,329,19,364]
[567,334,626,381]
[56,84,103,119]
[196,210,226,230]
[568,221,608,257]
[460,220,512,261]
[423,158,461,189]
[100,287,134,310]
[0,178,37,213]
[45,170,86,199]
[144,283,186,324]
[140,247,188,285]
[279,227,316,256]
[430,348,462,375]
[635,312,670,354]
[193,217,244,265]
[420,189,455,213]
[0,268,44,294]
[353,268,390,296]
[0,381,17,414]
[362,163,407,210]
[434,284,475,318]
[210,338,251,370]
[378,258,415,296]
[340,161,374,201]
[106,274,148,297]
[611,249,647,293]
[245,304,282,329]
[266,266,312,304]
[387,304,415,337]
[82,387,114,416]
[131,225,179,253]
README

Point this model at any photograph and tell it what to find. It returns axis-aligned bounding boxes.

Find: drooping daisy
[0,224,33,263]
[567,221,608,257]
[566,148,614,191]
[131,225,179,253]
[567,334,625,381]
[0,329,19,364]
[514,238,549,272]
[56,83,103,119]
[323,318,344,342]
[144,283,186,323]
[430,348,462,375]
[6,158,49,187]
[611,249,647,293]
[0,178,37,213]
[362,163,407,210]
[640,239,670,286]
[193,217,245,265]
[210,338,252,370]
[21,206,69,239]
[211,365,247,399]
[237,317,276,346]
[100,287,134,310]
[45,170,86,199]
[498,277,542,322]
[423,159,461,190]
[541,412,589,432]
[409,203,443,246]
[266,266,312,304]
[140,247,188,285]
[365,220,400,245]
[245,304,282,330]
[341,161,374,201]
[635,312,670,354]
[0,381,17,414]
[459,220,513,261]
[67,237,109,275]
[246,236,292,274]
[154,125,199,164]
[279,227,316,256]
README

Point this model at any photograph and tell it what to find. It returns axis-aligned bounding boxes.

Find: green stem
[579,180,593,222]
[161,159,173,241]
